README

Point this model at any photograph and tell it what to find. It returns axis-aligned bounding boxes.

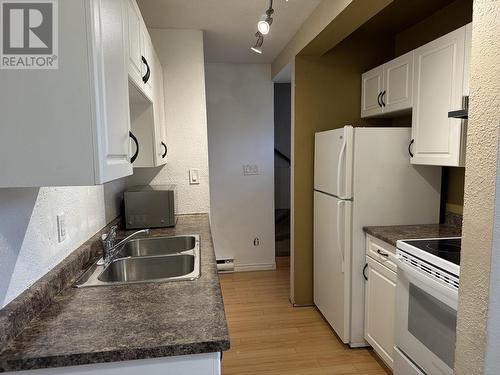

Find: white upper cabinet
[384,52,413,113]
[410,24,470,166]
[94,0,134,183]
[361,52,413,118]
[129,50,168,168]
[127,0,143,89]
[127,0,153,100]
[126,0,167,168]
[141,25,155,101]
[152,51,168,166]
[361,65,385,117]
[0,0,132,187]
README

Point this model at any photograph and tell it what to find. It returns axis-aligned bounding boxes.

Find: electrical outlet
[243,164,259,176]
[57,214,66,243]
[254,237,260,246]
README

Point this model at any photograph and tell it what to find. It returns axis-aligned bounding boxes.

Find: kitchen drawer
[366,235,397,272]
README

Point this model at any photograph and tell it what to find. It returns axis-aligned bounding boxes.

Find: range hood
[448,96,469,119]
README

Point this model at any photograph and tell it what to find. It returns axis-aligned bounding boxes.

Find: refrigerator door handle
[337,138,347,198]
[337,200,345,273]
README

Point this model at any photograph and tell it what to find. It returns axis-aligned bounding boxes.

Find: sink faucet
[99,225,150,266]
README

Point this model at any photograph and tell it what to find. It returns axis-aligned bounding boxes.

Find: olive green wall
[291,0,472,305]
[293,33,394,305]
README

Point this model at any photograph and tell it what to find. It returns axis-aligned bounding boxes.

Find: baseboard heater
[217,258,235,273]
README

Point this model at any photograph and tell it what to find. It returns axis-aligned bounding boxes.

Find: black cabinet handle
[381,90,386,107]
[377,92,382,108]
[161,142,167,159]
[363,264,368,281]
[409,139,415,158]
[142,56,151,84]
[377,249,389,258]
[129,131,139,163]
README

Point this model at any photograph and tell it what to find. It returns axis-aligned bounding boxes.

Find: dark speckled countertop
[0,214,229,372]
[364,224,462,247]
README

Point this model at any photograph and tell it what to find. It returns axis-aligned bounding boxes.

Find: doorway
[273,65,291,258]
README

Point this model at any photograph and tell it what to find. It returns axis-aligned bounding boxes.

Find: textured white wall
[455,1,500,374]
[206,63,275,270]
[129,29,210,215]
[0,179,124,307]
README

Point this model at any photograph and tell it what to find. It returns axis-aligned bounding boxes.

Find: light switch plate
[189,169,200,185]
[57,214,66,243]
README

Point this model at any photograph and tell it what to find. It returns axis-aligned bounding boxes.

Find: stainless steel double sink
[74,235,200,288]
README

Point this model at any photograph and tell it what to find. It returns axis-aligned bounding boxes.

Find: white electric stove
[393,237,461,375]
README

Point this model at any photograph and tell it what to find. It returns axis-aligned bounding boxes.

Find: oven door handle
[391,254,458,303]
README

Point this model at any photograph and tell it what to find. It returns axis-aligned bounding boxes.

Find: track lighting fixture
[250,0,275,54]
[251,32,264,54]
[257,3,274,35]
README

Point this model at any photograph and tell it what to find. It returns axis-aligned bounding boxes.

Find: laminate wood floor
[219,257,391,375]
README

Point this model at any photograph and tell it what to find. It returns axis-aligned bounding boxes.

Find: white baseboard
[234,262,276,272]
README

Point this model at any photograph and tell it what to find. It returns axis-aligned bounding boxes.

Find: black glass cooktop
[404,238,461,266]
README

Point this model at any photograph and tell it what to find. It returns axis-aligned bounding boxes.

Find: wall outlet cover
[243,164,259,176]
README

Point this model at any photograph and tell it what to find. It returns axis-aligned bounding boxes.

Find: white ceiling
[137,0,321,64]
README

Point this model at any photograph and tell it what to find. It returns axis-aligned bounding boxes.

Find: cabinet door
[365,256,397,369]
[384,52,413,114]
[141,23,154,100]
[127,0,143,89]
[153,51,168,166]
[411,26,466,166]
[93,0,133,183]
[361,65,384,118]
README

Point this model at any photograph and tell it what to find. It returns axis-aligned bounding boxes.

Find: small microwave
[123,185,176,229]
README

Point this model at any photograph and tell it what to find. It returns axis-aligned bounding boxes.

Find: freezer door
[313,191,352,343]
[314,126,353,199]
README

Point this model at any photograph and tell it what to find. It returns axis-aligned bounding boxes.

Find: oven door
[395,257,458,375]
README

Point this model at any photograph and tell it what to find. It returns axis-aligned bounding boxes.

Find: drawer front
[366,235,397,272]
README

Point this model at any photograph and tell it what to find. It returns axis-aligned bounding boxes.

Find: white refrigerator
[313,126,441,347]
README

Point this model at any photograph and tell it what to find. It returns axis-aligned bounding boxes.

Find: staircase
[275,208,290,257]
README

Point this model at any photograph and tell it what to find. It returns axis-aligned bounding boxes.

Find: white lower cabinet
[9,353,221,375]
[364,237,397,369]
[0,0,133,187]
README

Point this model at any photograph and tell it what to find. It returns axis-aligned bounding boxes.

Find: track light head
[251,32,264,54]
[257,3,274,35]
[251,46,263,54]
[257,20,270,35]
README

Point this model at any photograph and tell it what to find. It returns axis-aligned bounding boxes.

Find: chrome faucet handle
[99,227,149,267]
[101,225,119,261]
[108,225,118,238]
[103,226,118,245]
